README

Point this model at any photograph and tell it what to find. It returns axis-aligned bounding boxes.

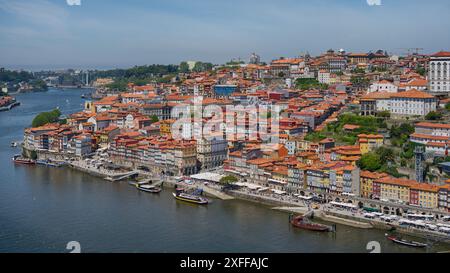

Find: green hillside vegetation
[32,109,62,127]
[305,113,387,145]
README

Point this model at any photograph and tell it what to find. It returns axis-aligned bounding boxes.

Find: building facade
[429,51,450,95]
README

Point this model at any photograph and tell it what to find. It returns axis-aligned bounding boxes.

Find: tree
[350,76,370,89]
[416,67,426,76]
[295,78,328,90]
[32,109,61,127]
[219,175,238,185]
[357,152,382,171]
[375,147,395,163]
[150,115,159,123]
[192,62,213,72]
[425,111,442,121]
[377,111,391,119]
[179,62,190,73]
[445,103,450,111]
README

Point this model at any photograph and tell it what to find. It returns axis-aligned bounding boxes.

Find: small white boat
[11,142,18,148]
[136,184,162,193]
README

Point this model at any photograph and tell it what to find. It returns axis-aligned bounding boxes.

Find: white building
[390,89,437,117]
[317,70,330,84]
[74,134,92,158]
[429,51,450,94]
[360,89,437,117]
[369,80,398,93]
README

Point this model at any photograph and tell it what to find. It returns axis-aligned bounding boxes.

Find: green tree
[219,175,238,185]
[445,103,450,111]
[150,115,159,123]
[192,62,213,72]
[32,109,61,127]
[375,147,395,163]
[416,67,426,76]
[179,62,190,73]
[357,152,382,172]
[377,111,391,119]
[425,111,442,121]
[295,78,328,90]
[350,76,370,89]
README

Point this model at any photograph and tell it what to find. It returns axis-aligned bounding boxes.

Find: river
[0,88,446,253]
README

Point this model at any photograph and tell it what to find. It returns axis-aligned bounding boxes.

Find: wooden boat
[12,155,35,165]
[136,184,162,193]
[385,234,428,248]
[172,191,209,205]
[291,216,334,232]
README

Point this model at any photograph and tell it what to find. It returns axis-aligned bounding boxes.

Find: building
[213,85,238,97]
[358,134,384,154]
[429,51,450,95]
[372,176,443,209]
[317,70,330,84]
[368,80,398,93]
[74,134,93,158]
[389,89,437,117]
[196,137,228,170]
[249,53,261,65]
[360,171,389,199]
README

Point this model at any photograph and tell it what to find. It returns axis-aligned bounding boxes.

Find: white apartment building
[369,80,398,93]
[390,89,437,117]
[429,51,450,94]
[361,89,437,117]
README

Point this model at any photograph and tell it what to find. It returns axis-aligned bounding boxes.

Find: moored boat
[385,234,428,248]
[136,184,162,193]
[172,190,209,205]
[291,215,334,232]
[11,142,18,148]
[36,159,65,167]
[12,155,35,165]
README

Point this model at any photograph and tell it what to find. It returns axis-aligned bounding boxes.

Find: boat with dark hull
[36,159,65,167]
[136,184,162,194]
[12,155,35,165]
[291,216,334,232]
[385,234,428,248]
[172,189,209,205]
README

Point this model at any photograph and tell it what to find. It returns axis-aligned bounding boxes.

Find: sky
[0,0,449,70]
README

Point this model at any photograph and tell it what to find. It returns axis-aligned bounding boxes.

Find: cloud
[367,0,382,6]
[66,0,81,6]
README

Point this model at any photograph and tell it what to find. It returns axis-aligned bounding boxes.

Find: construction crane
[396,48,424,56]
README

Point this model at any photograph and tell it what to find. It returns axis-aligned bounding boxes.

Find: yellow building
[373,177,412,204]
[411,183,440,209]
[360,171,389,198]
[160,119,175,137]
[358,134,384,154]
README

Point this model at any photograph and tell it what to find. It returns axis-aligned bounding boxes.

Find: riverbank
[0,101,20,112]
[48,160,450,243]
[22,146,450,244]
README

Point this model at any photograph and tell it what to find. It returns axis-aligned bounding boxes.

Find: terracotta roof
[390,89,435,99]
[360,91,392,100]
[431,51,450,57]
[415,122,450,130]
[411,133,449,141]
[360,171,389,180]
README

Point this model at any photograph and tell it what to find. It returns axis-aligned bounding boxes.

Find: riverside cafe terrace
[189,172,287,195]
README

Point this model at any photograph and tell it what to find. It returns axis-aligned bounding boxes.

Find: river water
[0,88,446,253]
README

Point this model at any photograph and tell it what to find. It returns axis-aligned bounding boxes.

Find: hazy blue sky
[1,0,449,70]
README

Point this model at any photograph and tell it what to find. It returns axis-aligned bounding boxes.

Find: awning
[245,183,262,190]
[268,178,288,185]
[272,189,287,195]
